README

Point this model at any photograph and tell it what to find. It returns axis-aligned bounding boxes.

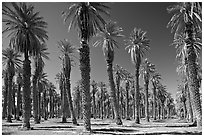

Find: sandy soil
[2,117,202,135]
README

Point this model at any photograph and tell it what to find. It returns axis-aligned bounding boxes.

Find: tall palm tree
[125,27,150,124]
[32,43,49,124]
[3,2,48,128]
[3,47,22,122]
[58,39,78,125]
[94,21,124,125]
[150,72,162,120]
[62,2,109,131]
[140,59,155,122]
[167,2,202,128]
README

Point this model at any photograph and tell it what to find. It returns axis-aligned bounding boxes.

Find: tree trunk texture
[33,75,40,123]
[186,22,202,128]
[135,66,140,124]
[107,62,122,125]
[7,74,13,123]
[22,58,31,128]
[144,81,150,122]
[79,43,91,131]
[3,72,8,119]
[65,77,78,125]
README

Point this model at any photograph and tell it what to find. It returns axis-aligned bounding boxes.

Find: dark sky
[2,2,182,98]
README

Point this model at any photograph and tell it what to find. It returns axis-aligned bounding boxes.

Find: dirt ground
[2,117,202,135]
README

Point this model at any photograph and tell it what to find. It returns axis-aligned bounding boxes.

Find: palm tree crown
[3,2,48,56]
[125,28,150,66]
[62,2,110,41]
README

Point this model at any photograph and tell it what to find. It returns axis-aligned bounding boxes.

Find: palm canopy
[3,2,48,56]
[94,21,124,62]
[2,47,22,76]
[140,59,155,81]
[151,72,162,87]
[58,39,76,68]
[167,2,202,38]
[62,2,110,41]
[125,27,150,66]
[34,43,49,72]
[171,32,201,63]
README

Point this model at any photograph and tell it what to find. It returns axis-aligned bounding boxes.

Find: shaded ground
[2,117,202,135]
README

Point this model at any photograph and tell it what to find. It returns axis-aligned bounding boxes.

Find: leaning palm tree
[3,2,48,128]
[32,43,49,124]
[94,21,124,125]
[140,59,155,122]
[125,27,150,124]
[62,2,109,131]
[150,72,162,120]
[58,39,78,125]
[167,2,202,128]
[2,47,22,122]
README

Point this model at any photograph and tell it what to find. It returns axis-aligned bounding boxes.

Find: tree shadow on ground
[137,131,202,135]
[92,128,138,135]
[32,125,74,131]
[91,123,110,126]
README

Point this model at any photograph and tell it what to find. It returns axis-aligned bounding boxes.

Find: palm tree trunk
[22,57,31,128]
[16,82,21,120]
[144,80,150,122]
[126,82,130,120]
[65,77,78,125]
[92,91,96,119]
[186,87,194,122]
[107,62,122,125]
[33,75,40,123]
[12,84,16,120]
[153,85,157,120]
[135,66,140,124]
[183,101,187,119]
[79,42,91,131]
[7,74,13,123]
[3,72,8,119]
[186,22,202,128]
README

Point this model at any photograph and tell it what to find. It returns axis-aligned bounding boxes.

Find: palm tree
[3,2,48,128]
[140,59,155,122]
[62,2,109,131]
[125,27,150,124]
[167,2,202,128]
[58,39,78,125]
[32,43,49,124]
[150,72,162,120]
[2,47,22,122]
[94,21,124,125]
[2,69,9,119]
